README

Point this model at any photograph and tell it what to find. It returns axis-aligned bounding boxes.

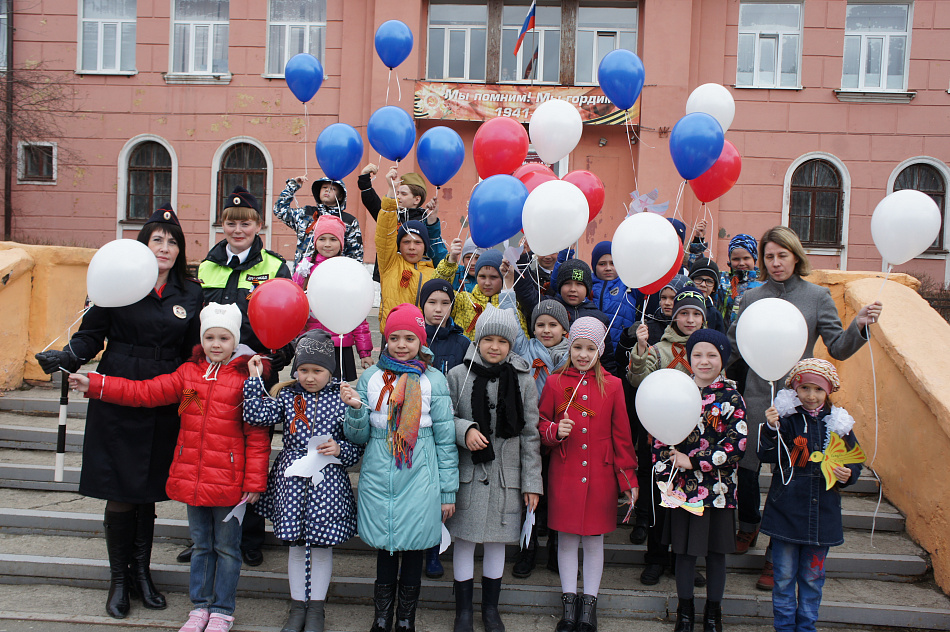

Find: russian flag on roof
[513,0,537,56]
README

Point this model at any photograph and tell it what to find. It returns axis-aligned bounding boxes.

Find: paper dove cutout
[628,188,670,215]
[285,435,342,488]
[223,498,247,525]
[810,432,866,491]
[520,509,536,550]
[439,523,452,554]
[503,245,523,267]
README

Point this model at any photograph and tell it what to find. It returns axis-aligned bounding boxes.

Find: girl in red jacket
[539,317,639,632]
[70,303,271,632]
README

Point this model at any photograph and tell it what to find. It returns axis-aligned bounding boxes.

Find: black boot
[673,598,695,632]
[702,600,722,632]
[512,532,537,579]
[370,581,396,632]
[280,600,307,632]
[103,509,136,619]
[128,505,166,609]
[546,531,559,573]
[393,582,421,632]
[480,576,505,632]
[453,579,474,632]
[576,594,597,632]
[555,593,578,632]
[304,600,325,632]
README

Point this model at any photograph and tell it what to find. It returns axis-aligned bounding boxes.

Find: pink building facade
[5,0,950,283]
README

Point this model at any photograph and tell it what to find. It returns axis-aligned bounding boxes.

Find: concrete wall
[0,248,35,390]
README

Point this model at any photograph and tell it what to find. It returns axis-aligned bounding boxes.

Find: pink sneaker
[179,609,210,632]
[205,613,235,632]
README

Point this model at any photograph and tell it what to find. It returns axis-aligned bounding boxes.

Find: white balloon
[636,369,703,446]
[685,83,735,133]
[871,189,942,266]
[736,298,808,382]
[86,239,159,308]
[522,180,589,256]
[306,257,375,335]
[529,99,583,164]
[611,213,681,289]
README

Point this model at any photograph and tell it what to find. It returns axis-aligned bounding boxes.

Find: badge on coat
[173,305,188,319]
[609,287,619,296]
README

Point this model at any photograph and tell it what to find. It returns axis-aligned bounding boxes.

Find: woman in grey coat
[446,305,543,632]
[727,226,882,588]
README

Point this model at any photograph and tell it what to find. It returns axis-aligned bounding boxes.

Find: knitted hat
[420,278,454,307]
[663,274,694,296]
[145,203,181,228]
[686,329,731,367]
[397,220,431,254]
[590,241,612,270]
[668,218,687,244]
[400,172,428,204]
[292,329,336,376]
[785,358,840,393]
[531,299,570,332]
[384,303,427,346]
[200,302,242,346]
[312,214,346,245]
[311,177,347,208]
[556,259,594,296]
[474,304,520,347]
[672,289,707,321]
[474,249,503,277]
[728,233,758,262]
[223,186,261,216]
[689,257,721,293]
[461,238,481,264]
[569,316,607,357]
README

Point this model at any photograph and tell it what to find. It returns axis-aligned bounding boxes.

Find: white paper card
[520,509,536,550]
[439,523,452,554]
[223,498,247,525]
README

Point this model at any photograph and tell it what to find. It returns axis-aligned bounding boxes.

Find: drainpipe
[3,3,12,241]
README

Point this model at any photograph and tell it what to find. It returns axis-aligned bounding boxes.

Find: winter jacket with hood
[498,288,569,397]
[626,323,694,387]
[426,319,472,376]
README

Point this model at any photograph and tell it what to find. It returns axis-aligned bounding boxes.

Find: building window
[172,0,229,75]
[216,143,266,223]
[427,2,488,82]
[736,2,802,88]
[80,0,137,73]
[894,163,946,251]
[127,141,172,221]
[500,1,560,84]
[266,0,326,76]
[841,3,910,91]
[575,4,638,85]
[788,159,843,246]
[0,1,8,70]
[17,142,56,184]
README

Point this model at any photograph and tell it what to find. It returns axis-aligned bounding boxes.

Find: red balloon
[562,170,606,222]
[513,163,557,193]
[688,140,742,203]
[248,278,310,350]
[473,117,529,179]
[638,240,684,295]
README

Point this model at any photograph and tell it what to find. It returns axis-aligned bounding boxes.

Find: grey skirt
[664,507,736,557]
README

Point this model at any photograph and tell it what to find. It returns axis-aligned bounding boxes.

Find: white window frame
[886,157,950,270]
[500,24,560,85]
[735,1,803,89]
[574,3,639,87]
[264,0,327,78]
[169,1,229,80]
[77,0,137,75]
[115,135,179,238]
[427,19,488,82]
[17,141,57,185]
[782,152,851,269]
[0,3,8,71]
[209,137,274,250]
[841,2,912,92]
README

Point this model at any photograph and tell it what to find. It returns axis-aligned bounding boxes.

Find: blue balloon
[669,113,725,181]
[375,20,413,69]
[316,124,364,181]
[598,49,645,111]
[367,106,416,162]
[468,175,528,249]
[285,53,324,104]
[417,127,465,187]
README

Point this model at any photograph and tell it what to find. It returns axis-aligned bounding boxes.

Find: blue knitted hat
[686,329,731,366]
[590,241,612,270]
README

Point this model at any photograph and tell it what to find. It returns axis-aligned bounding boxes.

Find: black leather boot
[576,594,597,632]
[304,600,325,632]
[393,582,421,632]
[555,593,578,632]
[702,600,722,632]
[453,579,474,632]
[673,598,695,632]
[280,600,307,632]
[480,576,505,632]
[128,504,166,609]
[369,582,396,632]
[103,509,136,618]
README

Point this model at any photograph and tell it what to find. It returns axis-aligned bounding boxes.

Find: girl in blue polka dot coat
[244,329,363,632]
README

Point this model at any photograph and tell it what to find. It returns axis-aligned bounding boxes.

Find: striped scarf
[377,353,427,469]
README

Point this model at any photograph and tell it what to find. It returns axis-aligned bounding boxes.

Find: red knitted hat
[384,303,428,345]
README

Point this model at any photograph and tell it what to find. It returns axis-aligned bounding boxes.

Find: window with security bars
[216,144,266,223]
[127,141,172,221]
[894,163,946,252]
[266,0,326,76]
[788,159,843,246]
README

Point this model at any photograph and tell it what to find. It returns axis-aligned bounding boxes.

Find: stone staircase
[1,378,949,630]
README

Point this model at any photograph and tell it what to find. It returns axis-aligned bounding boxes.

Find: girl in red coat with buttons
[539,317,639,632]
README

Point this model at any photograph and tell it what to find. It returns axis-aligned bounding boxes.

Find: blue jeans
[187,505,244,616]
[771,539,829,632]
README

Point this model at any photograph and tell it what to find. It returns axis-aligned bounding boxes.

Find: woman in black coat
[36,205,202,619]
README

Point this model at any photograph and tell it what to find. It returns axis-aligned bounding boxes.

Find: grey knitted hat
[292,329,336,376]
[531,299,570,332]
[474,305,520,347]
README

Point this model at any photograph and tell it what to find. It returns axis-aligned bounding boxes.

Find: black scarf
[468,357,525,465]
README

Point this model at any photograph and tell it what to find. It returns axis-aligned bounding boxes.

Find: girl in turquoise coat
[341,303,459,632]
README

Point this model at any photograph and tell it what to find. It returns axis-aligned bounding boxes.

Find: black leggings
[675,552,726,602]
[377,549,424,586]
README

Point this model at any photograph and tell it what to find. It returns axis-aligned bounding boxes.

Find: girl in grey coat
[446,305,543,632]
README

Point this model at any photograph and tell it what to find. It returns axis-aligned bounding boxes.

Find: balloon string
[43,305,92,353]
[303,102,309,178]
[385,68,392,105]
[672,181,687,222]
[866,263,890,467]
[339,333,345,382]
[396,72,402,102]
[624,112,639,193]
[875,265,892,302]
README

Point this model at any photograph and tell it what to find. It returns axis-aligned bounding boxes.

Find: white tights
[288,545,333,602]
[452,538,507,581]
[557,533,605,597]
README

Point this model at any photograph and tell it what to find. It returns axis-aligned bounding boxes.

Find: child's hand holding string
[765,406,780,430]
[360,163,378,177]
[67,372,90,393]
[293,175,308,186]
[241,492,260,505]
[557,412,574,439]
[340,382,362,409]
[625,487,639,506]
[248,355,264,378]
[386,166,399,196]
[502,260,515,290]
[447,238,463,264]
[670,447,693,470]
[635,323,650,355]
[524,493,540,513]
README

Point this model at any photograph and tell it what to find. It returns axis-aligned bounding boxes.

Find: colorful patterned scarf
[377,352,427,469]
